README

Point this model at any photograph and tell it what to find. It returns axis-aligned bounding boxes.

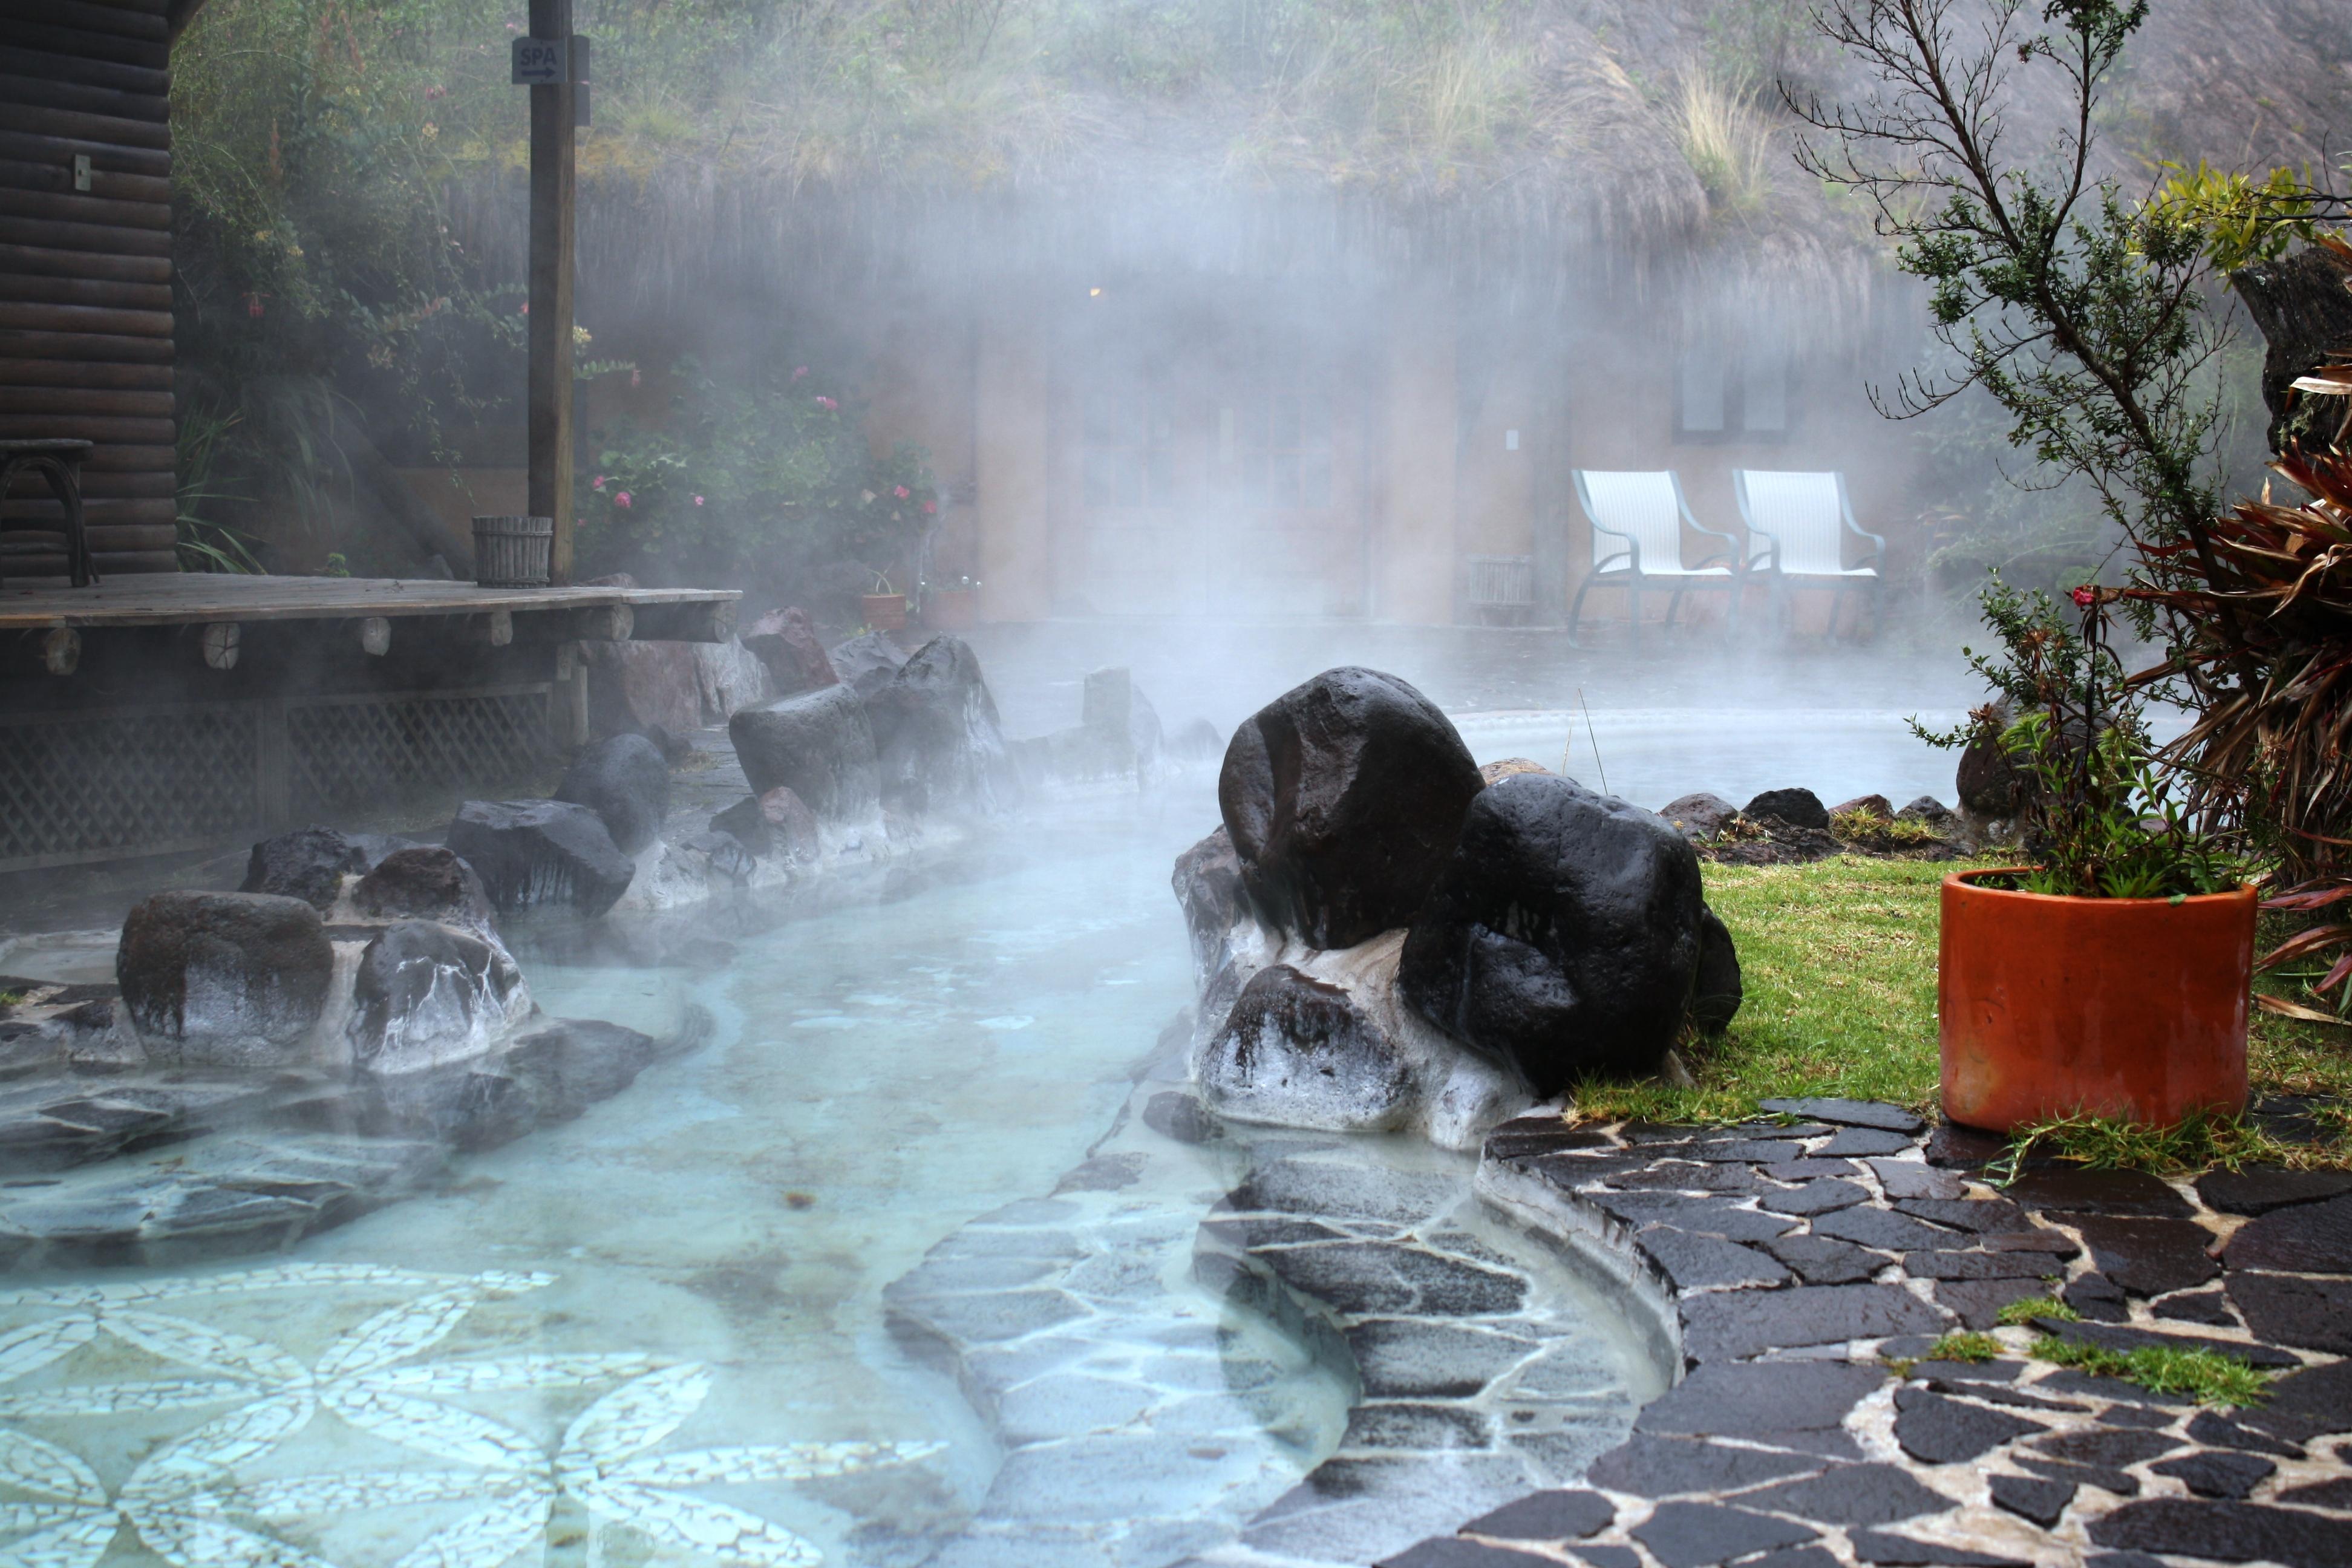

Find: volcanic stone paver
[1368,1102,2352,1568]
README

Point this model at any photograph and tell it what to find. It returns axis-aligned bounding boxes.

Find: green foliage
[2152,160,2342,274]
[577,361,937,583]
[1997,1295,2077,1326]
[2028,1334,2272,1406]
[1828,808,1940,849]
[1915,576,2239,899]
[1794,1,2229,626]
[1922,1331,2004,1363]
[0,992,23,1010]
[1992,1106,2330,1177]
[174,401,267,573]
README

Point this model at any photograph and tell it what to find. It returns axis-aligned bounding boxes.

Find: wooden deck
[0,575,736,631]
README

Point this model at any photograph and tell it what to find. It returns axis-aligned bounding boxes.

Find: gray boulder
[829,630,907,701]
[1220,667,1485,950]
[867,635,1019,815]
[1659,792,1740,841]
[728,684,879,823]
[1400,774,1716,1091]
[351,847,495,932]
[117,892,335,1068]
[711,787,822,862]
[1197,965,1414,1132]
[240,826,368,913]
[347,920,531,1076]
[742,606,838,695]
[446,800,635,916]
[1693,907,1745,1033]
[1173,826,1249,998]
[555,733,671,854]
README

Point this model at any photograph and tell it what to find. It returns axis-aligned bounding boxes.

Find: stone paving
[1367,1097,2352,1568]
[881,1040,1661,1568]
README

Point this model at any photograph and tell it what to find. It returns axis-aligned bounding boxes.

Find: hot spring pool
[0,704,1956,1568]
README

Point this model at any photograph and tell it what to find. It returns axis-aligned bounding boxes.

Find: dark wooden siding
[0,0,178,576]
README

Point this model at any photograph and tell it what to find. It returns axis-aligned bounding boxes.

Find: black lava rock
[1691,906,1743,1032]
[1738,1463,1955,1526]
[2004,1166,2194,1218]
[2228,1272,2352,1354]
[445,800,635,917]
[1743,787,1829,830]
[2225,1191,2352,1273]
[1633,1502,1815,1568]
[1677,1284,1947,1364]
[1197,965,1414,1131]
[1218,667,1482,950]
[728,683,880,823]
[1459,1489,1615,1541]
[2067,1214,2222,1297]
[1400,774,1712,1091]
[1758,1097,1926,1134]
[2151,1450,2275,1500]
[1988,1472,2074,1528]
[1590,1433,1828,1496]
[1893,1386,2046,1463]
[1956,728,2025,818]
[351,846,495,932]
[240,825,368,913]
[2195,1167,2352,1215]
[554,733,671,854]
[1659,791,1740,840]
[866,635,1019,816]
[117,891,335,1067]
[2089,1499,2352,1567]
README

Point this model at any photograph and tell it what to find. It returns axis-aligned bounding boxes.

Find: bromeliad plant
[1922,576,2240,899]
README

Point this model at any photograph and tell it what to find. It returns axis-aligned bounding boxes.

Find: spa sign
[510,35,590,85]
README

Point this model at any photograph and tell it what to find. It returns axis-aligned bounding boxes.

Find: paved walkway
[1370,1099,2352,1568]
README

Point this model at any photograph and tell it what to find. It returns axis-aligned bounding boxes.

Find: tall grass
[1673,69,1772,215]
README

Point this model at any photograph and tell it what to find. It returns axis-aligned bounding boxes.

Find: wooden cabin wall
[0,0,180,577]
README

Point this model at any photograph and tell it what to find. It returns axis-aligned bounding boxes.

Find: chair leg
[1628,581,1642,658]
[1567,576,1600,650]
[1666,586,1687,631]
[43,459,94,587]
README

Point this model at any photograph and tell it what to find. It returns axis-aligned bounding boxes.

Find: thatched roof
[445,0,2351,330]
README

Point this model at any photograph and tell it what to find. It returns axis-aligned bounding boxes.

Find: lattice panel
[287,690,551,819]
[0,707,260,864]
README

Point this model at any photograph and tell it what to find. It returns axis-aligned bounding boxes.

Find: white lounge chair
[1569,469,1741,650]
[1733,469,1886,640]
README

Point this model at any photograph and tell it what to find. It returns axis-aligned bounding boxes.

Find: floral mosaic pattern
[0,1263,938,1567]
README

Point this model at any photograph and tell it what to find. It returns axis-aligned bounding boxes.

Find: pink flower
[630,367,641,387]
[2070,586,2096,608]
[693,495,705,506]
[791,365,809,381]
[815,396,837,411]
[922,500,937,515]
[592,475,607,491]
[614,491,632,509]
[424,84,448,100]
[893,485,910,500]
[518,301,529,315]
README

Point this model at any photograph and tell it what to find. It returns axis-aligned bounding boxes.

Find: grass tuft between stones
[2026,1334,2272,1406]
[1558,857,2351,1172]
[1996,1296,2077,1327]
[1923,1331,2004,1363]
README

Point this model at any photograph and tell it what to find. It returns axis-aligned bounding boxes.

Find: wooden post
[528,0,577,585]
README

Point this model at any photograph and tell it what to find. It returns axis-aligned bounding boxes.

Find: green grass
[1924,1331,2004,1363]
[2028,1334,2272,1407]
[1563,856,2352,1171]
[1997,1296,2079,1327]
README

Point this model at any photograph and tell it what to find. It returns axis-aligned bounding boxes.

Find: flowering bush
[1917,577,2239,900]
[576,359,937,590]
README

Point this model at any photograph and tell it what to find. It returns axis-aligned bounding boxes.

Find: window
[1225,390,1334,509]
[1082,385,1178,507]
[1674,344,1791,440]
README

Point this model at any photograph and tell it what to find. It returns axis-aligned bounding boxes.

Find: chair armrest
[1743,522,1782,571]
[1838,482,1886,567]
[1587,518,1643,573]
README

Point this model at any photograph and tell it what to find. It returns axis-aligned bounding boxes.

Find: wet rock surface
[1219,666,1485,950]
[1376,1105,2352,1568]
[554,731,673,854]
[117,891,336,1067]
[1399,775,1724,1091]
[1198,965,1414,1132]
[866,633,1021,817]
[446,799,635,916]
[728,681,881,823]
[239,825,370,912]
[351,845,495,931]
[741,604,837,693]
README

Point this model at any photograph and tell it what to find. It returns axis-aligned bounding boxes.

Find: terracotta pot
[1938,868,2255,1132]
[924,587,978,631]
[861,592,907,632]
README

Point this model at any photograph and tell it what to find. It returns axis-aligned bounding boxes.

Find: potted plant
[922,575,980,630]
[1922,580,2252,1132]
[861,570,907,632]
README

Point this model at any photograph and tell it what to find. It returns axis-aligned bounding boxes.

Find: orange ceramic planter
[1938,869,2255,1132]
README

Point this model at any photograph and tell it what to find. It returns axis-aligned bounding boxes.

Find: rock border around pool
[1371,1100,2352,1568]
